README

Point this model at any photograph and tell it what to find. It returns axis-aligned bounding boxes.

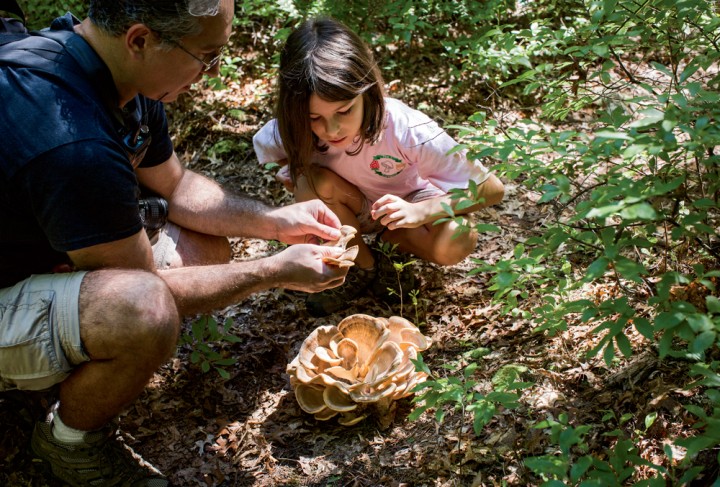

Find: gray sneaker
[30,410,168,487]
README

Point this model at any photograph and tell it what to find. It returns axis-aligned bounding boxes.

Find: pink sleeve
[392,101,490,192]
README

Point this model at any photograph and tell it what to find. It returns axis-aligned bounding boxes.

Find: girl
[253,17,505,316]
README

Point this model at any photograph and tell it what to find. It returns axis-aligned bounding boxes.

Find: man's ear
[125,23,153,58]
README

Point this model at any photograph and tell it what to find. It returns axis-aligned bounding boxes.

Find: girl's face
[308,94,364,150]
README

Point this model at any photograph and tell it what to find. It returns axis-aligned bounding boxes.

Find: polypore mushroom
[322,225,359,267]
[287,313,432,429]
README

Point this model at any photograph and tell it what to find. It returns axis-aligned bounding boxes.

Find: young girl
[253,17,505,316]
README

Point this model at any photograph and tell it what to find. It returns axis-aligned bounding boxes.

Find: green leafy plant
[21,0,87,29]
[447,0,720,481]
[525,411,668,486]
[179,315,243,379]
[375,240,417,315]
[409,351,531,436]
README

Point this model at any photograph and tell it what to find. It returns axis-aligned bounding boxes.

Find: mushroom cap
[297,325,342,371]
[337,314,390,377]
[313,408,339,421]
[365,341,403,386]
[388,316,431,351]
[334,338,359,370]
[323,386,358,412]
[295,384,327,414]
[338,412,368,426]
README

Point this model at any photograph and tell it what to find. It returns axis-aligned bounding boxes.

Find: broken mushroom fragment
[287,313,432,428]
[322,225,359,267]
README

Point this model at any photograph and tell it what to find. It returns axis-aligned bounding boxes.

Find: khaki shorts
[0,224,181,392]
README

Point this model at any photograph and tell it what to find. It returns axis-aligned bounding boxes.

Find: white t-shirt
[252,97,490,204]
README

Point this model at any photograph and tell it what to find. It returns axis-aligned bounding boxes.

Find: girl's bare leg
[382,219,478,266]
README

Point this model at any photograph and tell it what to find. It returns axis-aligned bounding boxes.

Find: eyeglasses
[174,41,225,73]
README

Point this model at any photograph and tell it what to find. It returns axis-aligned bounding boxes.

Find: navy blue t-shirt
[0,16,174,287]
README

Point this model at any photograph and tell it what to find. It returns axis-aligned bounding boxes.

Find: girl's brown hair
[275,17,386,187]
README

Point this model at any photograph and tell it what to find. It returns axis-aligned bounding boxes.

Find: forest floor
[1,29,718,487]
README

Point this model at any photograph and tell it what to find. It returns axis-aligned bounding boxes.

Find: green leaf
[615,333,633,358]
[633,317,654,340]
[691,330,717,354]
[655,312,684,330]
[464,362,479,378]
[619,202,657,220]
[474,223,501,233]
[594,130,633,140]
[440,201,455,218]
[570,455,594,482]
[408,404,431,421]
[707,296,720,314]
[603,341,616,366]
[586,203,623,219]
[679,61,700,83]
[412,354,432,375]
[214,358,237,367]
[645,411,658,430]
[628,108,665,128]
[586,257,610,279]
[614,256,647,282]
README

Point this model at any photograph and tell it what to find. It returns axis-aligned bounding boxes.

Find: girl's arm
[371,173,504,230]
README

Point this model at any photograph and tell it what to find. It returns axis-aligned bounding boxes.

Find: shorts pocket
[0,289,69,390]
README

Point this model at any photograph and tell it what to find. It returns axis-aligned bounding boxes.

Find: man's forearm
[158,258,280,316]
[167,170,279,240]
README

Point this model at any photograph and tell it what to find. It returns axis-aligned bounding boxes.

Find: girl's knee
[297,167,356,202]
[432,229,478,266]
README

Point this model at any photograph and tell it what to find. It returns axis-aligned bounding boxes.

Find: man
[0,1,350,485]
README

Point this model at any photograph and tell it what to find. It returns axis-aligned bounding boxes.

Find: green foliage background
[11,0,720,484]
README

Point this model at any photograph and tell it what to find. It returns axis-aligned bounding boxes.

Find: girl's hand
[268,200,343,244]
[371,194,426,229]
[275,164,294,192]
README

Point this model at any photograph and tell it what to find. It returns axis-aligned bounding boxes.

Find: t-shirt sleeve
[392,101,491,193]
[20,141,143,252]
[252,119,287,165]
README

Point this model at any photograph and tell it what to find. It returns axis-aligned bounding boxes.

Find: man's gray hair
[88,0,222,44]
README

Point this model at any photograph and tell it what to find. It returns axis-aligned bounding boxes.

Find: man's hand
[271,243,350,292]
[371,194,427,230]
[268,200,343,245]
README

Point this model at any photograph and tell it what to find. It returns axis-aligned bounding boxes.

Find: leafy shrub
[448,0,720,482]
[22,0,87,29]
[179,315,243,379]
[410,350,532,435]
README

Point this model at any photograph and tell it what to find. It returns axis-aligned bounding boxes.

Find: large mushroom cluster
[287,314,432,427]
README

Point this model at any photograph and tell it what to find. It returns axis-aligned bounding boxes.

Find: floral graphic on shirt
[370,155,405,178]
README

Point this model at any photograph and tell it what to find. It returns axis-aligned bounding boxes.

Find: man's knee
[79,270,180,359]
